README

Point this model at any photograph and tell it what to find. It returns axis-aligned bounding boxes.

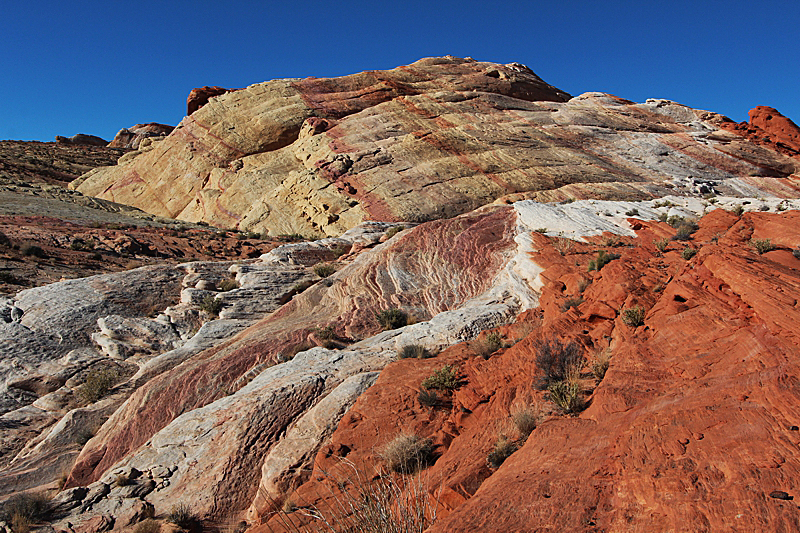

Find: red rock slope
[261,209,800,532]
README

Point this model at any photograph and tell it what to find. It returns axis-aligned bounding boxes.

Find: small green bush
[487,436,517,468]
[673,224,696,241]
[399,344,430,359]
[292,279,314,294]
[476,332,503,358]
[654,238,669,252]
[681,247,697,260]
[381,433,435,474]
[313,263,336,278]
[376,308,407,330]
[759,205,770,212]
[621,305,646,327]
[534,227,548,234]
[587,250,620,272]
[511,407,539,439]
[732,205,744,216]
[625,208,639,217]
[218,279,239,291]
[168,504,197,529]
[200,294,224,316]
[591,349,611,381]
[751,238,773,255]
[80,367,120,403]
[421,365,460,391]
[548,381,584,413]
[0,492,51,527]
[314,325,335,340]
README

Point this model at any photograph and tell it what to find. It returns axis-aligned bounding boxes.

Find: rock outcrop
[107,123,174,150]
[55,134,108,147]
[187,86,236,115]
[72,58,799,237]
[721,105,800,157]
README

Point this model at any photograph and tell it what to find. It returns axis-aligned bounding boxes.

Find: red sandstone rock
[257,209,800,533]
[720,106,800,157]
[187,86,235,115]
[107,123,174,150]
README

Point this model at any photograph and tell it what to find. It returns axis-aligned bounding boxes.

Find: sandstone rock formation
[55,134,108,147]
[721,105,800,157]
[73,58,799,238]
[107,123,174,150]
[187,86,235,115]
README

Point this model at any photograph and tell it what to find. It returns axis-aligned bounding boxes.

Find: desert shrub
[199,295,224,316]
[561,297,583,312]
[654,238,669,252]
[276,233,306,242]
[751,238,773,255]
[621,305,646,327]
[376,308,407,330]
[587,250,620,272]
[591,349,611,381]
[134,519,160,533]
[385,226,406,239]
[603,236,622,247]
[313,263,336,278]
[314,325,335,340]
[487,436,517,468]
[399,344,430,359]
[421,365,460,391]
[534,338,582,389]
[673,223,697,241]
[291,279,314,294]
[552,237,574,256]
[0,271,21,285]
[534,227,548,234]
[794,249,800,259]
[75,428,94,446]
[80,367,120,403]
[777,203,787,212]
[681,247,697,260]
[511,407,539,439]
[417,388,440,408]
[115,473,131,487]
[653,200,674,208]
[548,381,584,413]
[381,433,435,474]
[625,208,639,217]
[476,332,503,358]
[1,493,50,531]
[732,205,744,216]
[168,504,197,529]
[218,279,239,291]
[759,205,770,212]
[577,278,591,293]
[90,252,102,261]
[0,231,10,247]
[22,244,46,258]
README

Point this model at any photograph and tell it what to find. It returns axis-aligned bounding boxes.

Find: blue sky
[2,1,798,141]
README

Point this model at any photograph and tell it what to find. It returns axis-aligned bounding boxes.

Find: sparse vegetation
[621,305,646,327]
[751,238,773,255]
[133,519,160,533]
[511,406,540,439]
[1,493,50,533]
[534,338,582,389]
[794,249,800,259]
[476,332,503,358]
[292,279,314,294]
[487,436,517,468]
[421,365,460,391]
[115,473,131,487]
[777,203,787,212]
[313,263,336,278]
[22,244,46,258]
[681,247,697,260]
[625,208,639,217]
[0,271,21,285]
[654,238,669,252]
[533,227,548,234]
[552,237,574,256]
[314,325,335,340]
[417,388,440,408]
[381,433,435,474]
[0,231,10,247]
[653,200,674,208]
[577,277,591,293]
[276,233,307,242]
[218,279,239,291]
[759,205,770,212]
[591,348,611,381]
[732,205,744,216]
[399,344,431,359]
[376,308,408,330]
[168,503,198,530]
[587,250,620,272]
[79,367,120,403]
[561,297,583,312]
[548,380,584,414]
[385,226,406,239]
[200,294,224,317]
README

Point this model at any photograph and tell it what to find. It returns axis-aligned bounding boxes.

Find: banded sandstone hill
[1,57,800,533]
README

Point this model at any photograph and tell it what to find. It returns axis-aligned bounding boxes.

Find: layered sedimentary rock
[73,57,799,237]
[721,105,800,157]
[107,123,174,150]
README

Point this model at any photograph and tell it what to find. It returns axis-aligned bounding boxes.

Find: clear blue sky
[2,0,798,141]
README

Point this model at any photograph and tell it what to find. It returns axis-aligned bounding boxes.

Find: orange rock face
[260,210,800,532]
[721,106,800,158]
[186,86,236,115]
